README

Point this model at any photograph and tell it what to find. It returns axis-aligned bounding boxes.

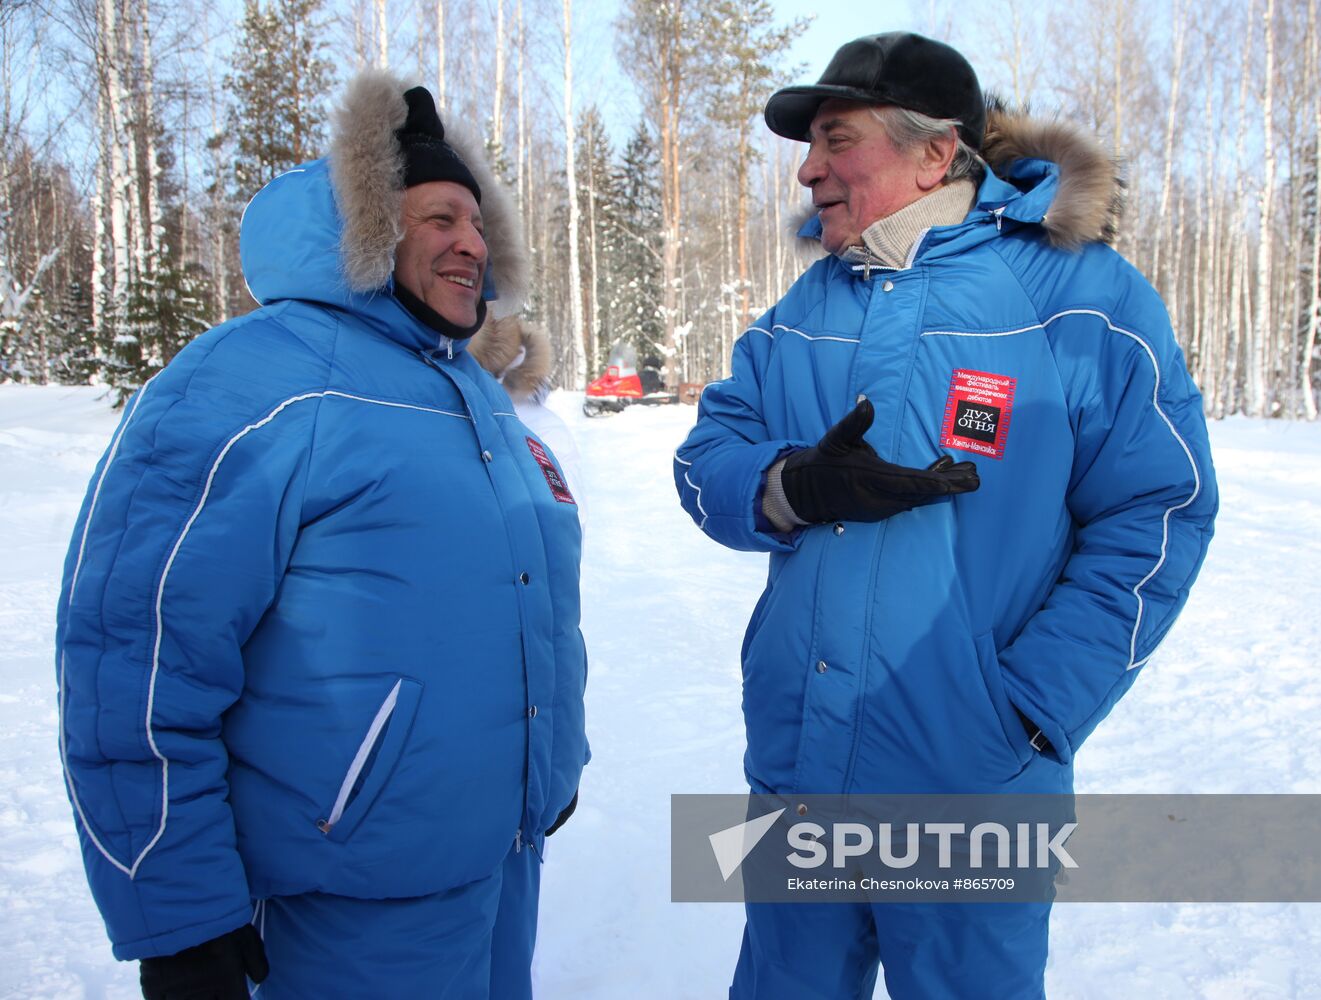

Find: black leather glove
[780,399,980,523]
[139,924,268,1000]
[546,790,579,837]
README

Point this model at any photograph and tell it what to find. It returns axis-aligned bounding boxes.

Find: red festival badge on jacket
[526,437,576,505]
[939,369,1017,460]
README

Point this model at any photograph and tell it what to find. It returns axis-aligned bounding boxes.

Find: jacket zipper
[317,679,402,834]
[417,350,537,851]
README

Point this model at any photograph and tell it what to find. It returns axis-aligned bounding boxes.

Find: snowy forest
[0,0,1318,418]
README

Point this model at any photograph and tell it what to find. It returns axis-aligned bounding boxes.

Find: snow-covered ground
[1,384,1319,999]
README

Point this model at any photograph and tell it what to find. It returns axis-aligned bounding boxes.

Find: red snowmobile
[583,343,677,417]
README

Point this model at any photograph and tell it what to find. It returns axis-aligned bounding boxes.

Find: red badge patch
[939,369,1017,460]
[526,437,576,505]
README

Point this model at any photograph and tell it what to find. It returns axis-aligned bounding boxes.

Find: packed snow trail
[1,386,1318,998]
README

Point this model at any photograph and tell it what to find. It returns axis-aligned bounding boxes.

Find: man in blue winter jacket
[56,74,586,998]
[675,33,1217,999]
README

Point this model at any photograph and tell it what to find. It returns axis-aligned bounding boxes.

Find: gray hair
[868,106,984,184]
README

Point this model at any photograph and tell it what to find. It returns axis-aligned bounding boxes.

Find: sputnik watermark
[673,794,1321,903]
[708,816,1076,882]
[709,809,785,881]
[786,821,1078,871]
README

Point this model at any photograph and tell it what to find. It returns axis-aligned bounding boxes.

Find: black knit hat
[764,32,984,150]
[396,86,482,202]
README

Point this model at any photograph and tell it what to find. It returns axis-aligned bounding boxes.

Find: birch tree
[560,0,585,388]
[436,0,446,107]
[1304,0,1321,419]
[1251,0,1276,416]
[0,0,1315,412]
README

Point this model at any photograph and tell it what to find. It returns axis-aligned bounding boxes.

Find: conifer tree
[707,0,808,326]
[611,122,664,364]
[225,0,334,193]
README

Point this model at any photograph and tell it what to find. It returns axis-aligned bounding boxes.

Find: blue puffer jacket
[56,155,587,960]
[675,109,1217,798]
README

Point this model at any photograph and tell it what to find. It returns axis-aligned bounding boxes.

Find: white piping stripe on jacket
[62,388,473,878]
[748,325,862,345]
[1048,308,1204,670]
[927,307,1203,671]
[688,308,1197,675]
[247,900,267,997]
[683,471,709,530]
[673,453,710,529]
[60,375,160,878]
[324,679,402,829]
[922,323,1045,339]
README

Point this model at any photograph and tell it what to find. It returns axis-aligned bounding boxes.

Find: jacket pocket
[972,632,1033,769]
[316,677,423,843]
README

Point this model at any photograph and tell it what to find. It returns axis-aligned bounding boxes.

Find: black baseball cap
[764,32,984,150]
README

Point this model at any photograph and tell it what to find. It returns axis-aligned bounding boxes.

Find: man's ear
[915,130,958,192]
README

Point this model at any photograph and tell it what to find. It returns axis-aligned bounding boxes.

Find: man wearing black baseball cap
[675,31,1217,999]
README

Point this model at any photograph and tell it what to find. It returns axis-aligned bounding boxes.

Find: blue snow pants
[251,839,542,998]
[731,899,1049,999]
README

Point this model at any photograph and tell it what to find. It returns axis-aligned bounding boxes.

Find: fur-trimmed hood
[467,314,553,403]
[790,101,1124,253]
[981,99,1123,249]
[328,70,529,313]
[239,74,530,347]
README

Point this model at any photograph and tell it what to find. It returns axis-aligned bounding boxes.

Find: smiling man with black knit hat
[57,73,587,998]
[675,31,1217,999]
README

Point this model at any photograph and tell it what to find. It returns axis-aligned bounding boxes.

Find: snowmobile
[582,342,678,417]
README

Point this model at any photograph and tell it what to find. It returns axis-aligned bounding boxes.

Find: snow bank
[2,386,1318,998]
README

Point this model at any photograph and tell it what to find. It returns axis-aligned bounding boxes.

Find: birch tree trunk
[516,0,526,212]
[415,2,426,81]
[352,2,366,68]
[140,0,161,268]
[721,168,737,375]
[91,42,107,334]
[1303,0,1320,419]
[119,0,147,295]
[584,137,600,371]
[492,0,504,150]
[561,0,585,388]
[1111,0,1125,158]
[99,0,131,322]
[735,117,750,326]
[1007,0,1034,106]
[1251,0,1276,416]
[759,151,774,319]
[204,13,229,322]
[1152,0,1185,298]
[772,138,787,299]
[1227,0,1256,415]
[435,1,445,107]
[178,62,189,263]
[659,6,683,383]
